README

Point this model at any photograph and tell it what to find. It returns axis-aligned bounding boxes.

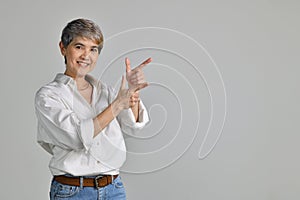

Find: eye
[75,45,82,49]
[91,48,98,53]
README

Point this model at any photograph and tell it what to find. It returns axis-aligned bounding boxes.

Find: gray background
[1,0,300,199]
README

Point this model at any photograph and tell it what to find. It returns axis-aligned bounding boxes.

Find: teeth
[78,62,89,67]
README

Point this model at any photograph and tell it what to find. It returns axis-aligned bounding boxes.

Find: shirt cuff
[118,100,149,133]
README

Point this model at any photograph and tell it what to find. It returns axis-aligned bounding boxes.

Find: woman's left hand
[125,57,152,89]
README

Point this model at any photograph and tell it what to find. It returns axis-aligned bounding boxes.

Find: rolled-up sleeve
[117,100,150,135]
[35,92,94,152]
[106,85,150,135]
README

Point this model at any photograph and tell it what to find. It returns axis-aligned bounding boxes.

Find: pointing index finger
[136,57,152,70]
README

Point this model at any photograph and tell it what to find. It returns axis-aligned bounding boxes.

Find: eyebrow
[74,43,99,48]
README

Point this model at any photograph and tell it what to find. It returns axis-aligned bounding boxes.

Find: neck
[64,70,88,88]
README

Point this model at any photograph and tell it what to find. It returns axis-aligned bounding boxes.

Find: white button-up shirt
[35,73,149,176]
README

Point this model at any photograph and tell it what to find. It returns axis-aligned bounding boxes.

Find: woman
[35,18,151,200]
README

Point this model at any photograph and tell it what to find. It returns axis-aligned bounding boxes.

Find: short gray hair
[61,18,104,53]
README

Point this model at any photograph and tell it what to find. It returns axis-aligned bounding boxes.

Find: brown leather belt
[54,174,119,188]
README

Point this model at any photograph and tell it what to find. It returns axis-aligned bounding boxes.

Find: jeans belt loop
[111,175,114,183]
[79,177,83,189]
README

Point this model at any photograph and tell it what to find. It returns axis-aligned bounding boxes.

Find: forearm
[93,99,122,138]
[131,102,139,122]
[93,77,146,137]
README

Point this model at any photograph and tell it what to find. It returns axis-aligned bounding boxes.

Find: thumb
[125,57,131,73]
[119,75,126,91]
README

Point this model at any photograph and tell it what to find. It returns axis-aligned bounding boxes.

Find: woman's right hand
[115,76,148,110]
[93,76,148,137]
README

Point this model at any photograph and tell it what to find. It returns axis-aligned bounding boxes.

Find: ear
[59,41,66,56]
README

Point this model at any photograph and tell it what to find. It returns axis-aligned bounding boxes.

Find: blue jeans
[50,175,126,200]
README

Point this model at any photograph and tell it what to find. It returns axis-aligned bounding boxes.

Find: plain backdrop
[1,0,300,199]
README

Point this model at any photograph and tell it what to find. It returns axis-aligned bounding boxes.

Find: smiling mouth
[77,61,90,67]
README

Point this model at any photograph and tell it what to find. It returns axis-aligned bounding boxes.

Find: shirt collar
[54,73,100,88]
[85,74,99,87]
[54,73,75,85]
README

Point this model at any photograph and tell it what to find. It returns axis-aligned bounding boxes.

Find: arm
[93,100,121,138]
[125,57,152,121]
[131,101,139,122]
[35,92,94,152]
[130,92,140,122]
[93,76,147,137]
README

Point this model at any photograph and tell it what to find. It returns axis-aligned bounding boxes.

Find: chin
[77,67,91,76]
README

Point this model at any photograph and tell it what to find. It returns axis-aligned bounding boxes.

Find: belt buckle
[94,175,104,188]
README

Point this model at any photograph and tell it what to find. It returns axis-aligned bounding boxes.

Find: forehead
[70,36,99,47]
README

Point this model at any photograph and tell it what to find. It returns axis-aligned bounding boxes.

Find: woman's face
[60,36,100,79]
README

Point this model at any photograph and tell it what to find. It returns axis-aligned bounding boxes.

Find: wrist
[111,99,123,117]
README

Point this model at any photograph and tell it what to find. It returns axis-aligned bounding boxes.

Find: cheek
[68,54,80,65]
[67,48,79,57]
[91,54,99,63]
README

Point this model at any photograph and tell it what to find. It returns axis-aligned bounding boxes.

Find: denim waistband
[62,173,117,179]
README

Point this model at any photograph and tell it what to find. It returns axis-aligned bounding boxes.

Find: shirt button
[97,161,100,164]
[97,142,99,145]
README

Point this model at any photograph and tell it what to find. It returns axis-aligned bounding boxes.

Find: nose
[80,49,90,60]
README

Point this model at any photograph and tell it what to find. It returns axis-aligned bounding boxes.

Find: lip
[77,61,90,67]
